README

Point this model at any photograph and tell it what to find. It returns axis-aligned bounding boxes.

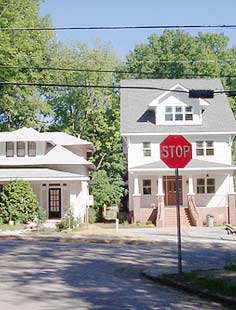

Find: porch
[130,171,235,227]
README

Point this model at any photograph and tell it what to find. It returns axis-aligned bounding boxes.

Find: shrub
[88,207,97,224]
[0,179,38,224]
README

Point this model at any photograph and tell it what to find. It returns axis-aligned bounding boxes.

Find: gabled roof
[130,159,236,171]
[120,79,236,134]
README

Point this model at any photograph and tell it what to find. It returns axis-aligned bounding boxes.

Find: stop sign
[160,135,192,168]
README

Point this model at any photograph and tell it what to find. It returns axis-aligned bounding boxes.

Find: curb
[0,233,177,246]
[142,269,236,307]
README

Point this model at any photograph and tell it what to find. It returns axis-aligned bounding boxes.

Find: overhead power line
[0,80,235,96]
[0,24,236,31]
[1,64,236,79]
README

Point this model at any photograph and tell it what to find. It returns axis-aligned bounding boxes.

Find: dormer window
[185,106,193,120]
[17,142,25,157]
[28,141,36,157]
[165,106,173,121]
[6,142,14,157]
[164,105,193,123]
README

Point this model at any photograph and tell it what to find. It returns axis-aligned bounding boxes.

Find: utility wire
[0,80,234,95]
[1,65,236,79]
[0,24,236,31]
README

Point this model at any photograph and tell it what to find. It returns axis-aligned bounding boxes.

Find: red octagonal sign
[160,135,192,168]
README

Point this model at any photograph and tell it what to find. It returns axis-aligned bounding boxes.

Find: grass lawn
[0,224,25,231]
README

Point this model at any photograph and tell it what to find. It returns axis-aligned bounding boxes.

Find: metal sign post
[175,168,182,274]
[160,135,192,275]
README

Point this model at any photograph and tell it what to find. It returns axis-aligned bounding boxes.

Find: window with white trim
[165,106,173,121]
[165,105,193,122]
[6,142,14,157]
[185,106,193,120]
[197,178,215,194]
[196,141,214,156]
[143,142,151,157]
[28,141,36,157]
[17,142,25,157]
[143,180,152,195]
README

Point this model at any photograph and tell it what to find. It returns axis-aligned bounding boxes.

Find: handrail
[156,195,165,227]
[187,195,202,226]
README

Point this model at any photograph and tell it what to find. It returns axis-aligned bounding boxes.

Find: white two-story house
[121,79,236,227]
[0,127,94,222]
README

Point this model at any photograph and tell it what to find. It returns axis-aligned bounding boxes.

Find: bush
[88,207,97,224]
[35,205,47,224]
[0,179,38,224]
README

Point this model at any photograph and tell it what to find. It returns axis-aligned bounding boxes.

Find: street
[0,240,235,309]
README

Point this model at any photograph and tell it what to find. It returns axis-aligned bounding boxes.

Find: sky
[40,0,236,60]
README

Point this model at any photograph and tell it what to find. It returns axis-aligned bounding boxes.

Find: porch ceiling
[0,168,89,181]
[130,159,236,172]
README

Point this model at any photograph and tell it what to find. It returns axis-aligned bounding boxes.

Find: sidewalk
[0,225,235,245]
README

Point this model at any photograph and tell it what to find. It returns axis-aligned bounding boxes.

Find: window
[165,105,193,122]
[206,141,214,156]
[143,180,151,195]
[175,106,183,121]
[196,141,214,156]
[185,106,193,120]
[165,106,173,121]
[196,141,204,156]
[197,179,205,193]
[28,141,36,157]
[207,178,215,193]
[143,142,151,157]
[17,142,25,157]
[6,142,14,157]
[0,184,3,192]
[197,178,215,194]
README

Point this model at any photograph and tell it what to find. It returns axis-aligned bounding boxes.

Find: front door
[49,188,61,219]
[163,176,183,206]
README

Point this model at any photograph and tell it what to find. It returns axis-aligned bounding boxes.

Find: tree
[47,41,127,209]
[0,179,38,224]
[0,0,55,130]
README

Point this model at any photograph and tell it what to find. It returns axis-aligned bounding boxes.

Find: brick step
[164,207,192,227]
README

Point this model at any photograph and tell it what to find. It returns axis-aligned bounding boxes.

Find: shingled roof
[120,79,236,134]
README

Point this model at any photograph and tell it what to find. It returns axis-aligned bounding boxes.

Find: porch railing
[187,195,202,226]
[156,195,165,227]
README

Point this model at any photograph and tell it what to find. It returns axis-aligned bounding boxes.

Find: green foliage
[0,179,38,224]
[88,207,97,224]
[91,170,127,208]
[0,0,55,130]
[35,205,47,224]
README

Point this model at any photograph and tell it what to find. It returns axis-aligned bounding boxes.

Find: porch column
[70,183,79,218]
[157,176,164,195]
[81,181,89,196]
[132,176,141,223]
[229,174,235,194]
[187,176,194,195]
[156,176,165,228]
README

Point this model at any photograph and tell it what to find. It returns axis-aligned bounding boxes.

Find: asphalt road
[0,240,235,310]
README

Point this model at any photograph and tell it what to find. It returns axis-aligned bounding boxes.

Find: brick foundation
[228,194,236,225]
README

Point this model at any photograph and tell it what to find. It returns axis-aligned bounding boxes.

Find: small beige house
[0,127,95,222]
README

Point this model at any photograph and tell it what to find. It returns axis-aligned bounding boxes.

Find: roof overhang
[0,168,89,182]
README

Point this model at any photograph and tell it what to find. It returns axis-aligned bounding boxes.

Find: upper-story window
[165,105,193,122]
[28,141,36,157]
[17,142,25,157]
[196,141,214,156]
[6,142,14,157]
[143,142,151,157]
[197,178,215,194]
